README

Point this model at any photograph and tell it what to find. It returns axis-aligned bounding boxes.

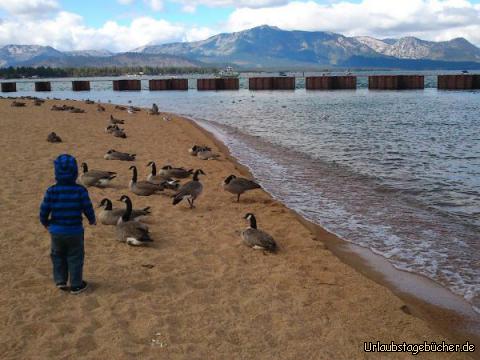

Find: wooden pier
[197,78,239,91]
[34,82,51,92]
[1,82,16,92]
[249,77,295,90]
[368,75,424,90]
[306,76,356,90]
[149,79,188,91]
[113,80,141,91]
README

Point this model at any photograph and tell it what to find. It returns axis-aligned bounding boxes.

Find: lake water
[5,76,480,314]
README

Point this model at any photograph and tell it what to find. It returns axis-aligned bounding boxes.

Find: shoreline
[0,96,477,359]
[181,112,480,348]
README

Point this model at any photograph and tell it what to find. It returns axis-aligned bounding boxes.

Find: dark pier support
[72,81,91,91]
[35,81,51,92]
[149,79,188,91]
[306,76,357,90]
[1,82,16,92]
[197,78,239,91]
[113,80,141,91]
[368,75,424,90]
[437,75,480,90]
[249,77,295,90]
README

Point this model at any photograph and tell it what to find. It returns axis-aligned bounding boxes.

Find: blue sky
[0,0,479,51]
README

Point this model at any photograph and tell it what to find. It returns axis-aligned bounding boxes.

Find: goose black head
[81,162,88,173]
[106,149,115,154]
[98,198,112,209]
[224,174,237,184]
[119,195,131,203]
[162,165,172,170]
[129,165,137,171]
[244,213,257,228]
[147,161,155,167]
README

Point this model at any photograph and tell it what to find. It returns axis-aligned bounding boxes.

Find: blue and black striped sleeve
[80,187,96,224]
[39,187,53,227]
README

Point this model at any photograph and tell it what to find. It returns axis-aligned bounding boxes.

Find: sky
[0,0,479,52]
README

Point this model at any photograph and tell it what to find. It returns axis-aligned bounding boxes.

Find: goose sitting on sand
[79,162,116,187]
[116,195,153,246]
[159,165,193,179]
[11,101,26,107]
[149,103,159,115]
[189,145,211,156]
[97,104,106,112]
[109,114,125,125]
[222,175,261,202]
[104,149,136,161]
[145,161,179,187]
[172,169,205,209]
[110,126,127,138]
[241,213,277,252]
[98,198,151,225]
[129,166,165,196]
[189,145,220,160]
[47,132,62,143]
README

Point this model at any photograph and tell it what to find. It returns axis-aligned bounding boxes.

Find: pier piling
[1,82,16,92]
[249,77,295,90]
[306,76,357,90]
[149,79,188,91]
[197,78,239,91]
[35,82,51,92]
[72,81,91,91]
[113,80,141,91]
[368,75,424,90]
[437,75,480,90]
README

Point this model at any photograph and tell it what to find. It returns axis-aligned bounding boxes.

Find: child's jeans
[50,233,84,288]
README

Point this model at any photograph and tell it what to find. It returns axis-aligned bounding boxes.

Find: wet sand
[0,98,476,359]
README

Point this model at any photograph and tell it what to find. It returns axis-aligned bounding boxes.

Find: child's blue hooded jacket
[39,154,96,234]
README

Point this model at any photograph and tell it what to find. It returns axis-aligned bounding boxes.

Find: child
[39,154,96,294]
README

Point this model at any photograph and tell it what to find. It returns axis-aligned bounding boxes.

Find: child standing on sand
[39,154,96,294]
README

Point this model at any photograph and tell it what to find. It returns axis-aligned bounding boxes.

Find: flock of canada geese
[24,97,279,252]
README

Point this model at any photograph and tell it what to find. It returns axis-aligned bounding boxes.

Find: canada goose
[129,166,165,196]
[70,107,85,113]
[241,213,277,252]
[97,104,106,112]
[172,169,205,209]
[223,175,261,202]
[189,145,211,156]
[34,99,44,106]
[189,145,219,160]
[79,162,116,187]
[11,101,26,107]
[149,103,159,115]
[109,114,125,125]
[105,124,120,133]
[47,132,62,143]
[115,105,126,111]
[98,198,150,225]
[116,195,153,246]
[85,99,95,105]
[111,126,127,138]
[104,149,136,161]
[159,165,193,179]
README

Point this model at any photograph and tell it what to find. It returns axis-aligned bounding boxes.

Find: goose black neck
[193,170,200,181]
[82,163,88,173]
[249,216,257,229]
[122,198,132,221]
[104,199,113,210]
[131,167,137,183]
[151,162,157,176]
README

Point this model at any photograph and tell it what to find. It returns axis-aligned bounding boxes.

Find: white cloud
[226,0,480,45]
[173,0,290,12]
[117,0,135,4]
[144,0,164,11]
[0,0,59,16]
[0,11,215,52]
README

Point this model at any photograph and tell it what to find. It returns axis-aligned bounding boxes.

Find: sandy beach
[0,97,475,359]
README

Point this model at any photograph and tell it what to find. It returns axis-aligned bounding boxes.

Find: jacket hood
[54,154,78,184]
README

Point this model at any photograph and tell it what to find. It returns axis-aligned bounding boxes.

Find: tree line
[0,66,218,79]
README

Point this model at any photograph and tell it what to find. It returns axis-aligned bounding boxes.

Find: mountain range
[1,25,480,70]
